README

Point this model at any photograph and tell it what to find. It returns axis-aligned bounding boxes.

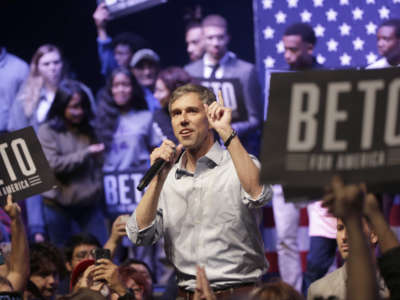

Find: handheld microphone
[137,158,168,191]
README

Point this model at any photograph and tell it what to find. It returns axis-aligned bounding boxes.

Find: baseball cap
[130,48,160,67]
[70,259,95,292]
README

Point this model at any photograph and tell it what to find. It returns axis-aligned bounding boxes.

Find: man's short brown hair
[168,84,216,113]
[202,14,228,31]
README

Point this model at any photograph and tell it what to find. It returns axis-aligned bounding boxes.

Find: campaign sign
[0,127,55,204]
[100,0,167,19]
[260,68,400,198]
[197,78,248,123]
[103,170,145,215]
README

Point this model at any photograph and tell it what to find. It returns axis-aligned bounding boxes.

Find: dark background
[0,0,255,92]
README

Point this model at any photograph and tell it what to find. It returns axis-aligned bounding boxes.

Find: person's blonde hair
[17,44,63,117]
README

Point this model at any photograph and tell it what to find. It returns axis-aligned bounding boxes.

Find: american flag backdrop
[252,0,400,276]
[254,0,400,75]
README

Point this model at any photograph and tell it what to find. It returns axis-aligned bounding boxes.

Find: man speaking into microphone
[126,84,272,297]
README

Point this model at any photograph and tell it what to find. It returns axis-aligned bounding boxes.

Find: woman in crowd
[38,80,107,246]
[153,66,192,143]
[7,44,96,243]
[95,67,162,274]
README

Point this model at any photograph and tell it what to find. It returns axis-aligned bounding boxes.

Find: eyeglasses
[73,248,97,260]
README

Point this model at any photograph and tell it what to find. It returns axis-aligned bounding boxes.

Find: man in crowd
[185,21,205,62]
[93,2,148,78]
[127,84,272,298]
[26,242,65,300]
[0,47,29,134]
[307,215,389,300]
[367,18,400,69]
[271,23,336,295]
[184,14,263,155]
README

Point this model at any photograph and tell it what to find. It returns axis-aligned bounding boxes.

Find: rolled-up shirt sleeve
[126,209,164,245]
[241,155,273,208]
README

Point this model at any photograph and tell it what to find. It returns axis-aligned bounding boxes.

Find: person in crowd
[271,23,335,295]
[126,84,273,298]
[95,67,162,277]
[119,266,149,300]
[129,49,161,112]
[7,44,96,243]
[153,66,193,143]
[316,177,390,300]
[60,218,129,296]
[249,281,304,300]
[93,2,148,78]
[25,242,66,300]
[0,195,29,293]
[120,259,154,299]
[0,46,29,134]
[59,234,102,294]
[320,178,400,300]
[38,80,107,247]
[70,258,134,300]
[366,18,400,69]
[184,14,263,156]
[307,207,388,299]
[185,21,205,62]
[129,49,160,93]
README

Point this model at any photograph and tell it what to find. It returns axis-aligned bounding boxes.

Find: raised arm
[205,91,263,199]
[323,177,378,300]
[4,195,29,292]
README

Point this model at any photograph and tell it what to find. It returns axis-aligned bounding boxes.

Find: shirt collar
[203,51,236,67]
[175,142,224,179]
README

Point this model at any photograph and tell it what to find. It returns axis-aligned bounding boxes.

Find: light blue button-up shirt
[127,142,272,290]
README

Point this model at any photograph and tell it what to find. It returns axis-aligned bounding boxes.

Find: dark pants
[302,236,337,296]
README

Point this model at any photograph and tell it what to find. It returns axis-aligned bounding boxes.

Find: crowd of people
[0,3,400,299]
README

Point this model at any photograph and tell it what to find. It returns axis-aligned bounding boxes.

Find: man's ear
[66,261,72,272]
[307,43,314,55]
[369,231,379,245]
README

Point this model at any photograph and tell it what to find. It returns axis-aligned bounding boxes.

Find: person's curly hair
[30,242,66,279]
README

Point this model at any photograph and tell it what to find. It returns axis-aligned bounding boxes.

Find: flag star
[339,23,351,36]
[264,56,276,68]
[340,53,352,66]
[276,41,284,53]
[300,10,312,22]
[378,6,390,19]
[314,24,325,37]
[262,0,273,9]
[327,38,339,52]
[287,0,299,8]
[263,26,275,39]
[365,22,377,35]
[316,54,326,65]
[366,52,378,64]
[326,8,338,21]
[366,0,375,3]
[275,11,287,24]
[313,0,323,7]
[340,0,349,4]
[353,37,365,50]
[352,7,363,20]
[394,0,400,3]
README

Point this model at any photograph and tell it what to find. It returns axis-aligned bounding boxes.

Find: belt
[177,282,257,300]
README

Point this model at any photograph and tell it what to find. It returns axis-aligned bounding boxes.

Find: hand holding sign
[88,143,105,155]
[322,176,365,219]
[3,195,21,220]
